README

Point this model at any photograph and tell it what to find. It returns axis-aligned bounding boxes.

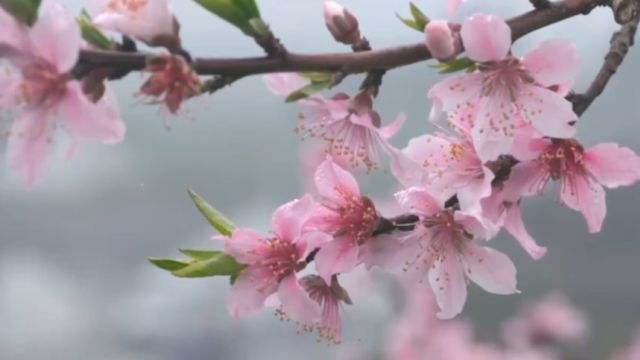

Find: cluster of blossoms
[1,0,640,354]
[220,2,640,345]
[0,0,197,186]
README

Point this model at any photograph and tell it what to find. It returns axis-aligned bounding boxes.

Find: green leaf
[285,80,331,103]
[396,14,421,32]
[172,252,246,278]
[409,3,429,30]
[431,57,477,74]
[300,72,333,83]
[193,0,258,35]
[0,0,41,26]
[248,17,270,39]
[179,248,222,260]
[148,257,192,271]
[188,189,236,236]
[77,10,113,50]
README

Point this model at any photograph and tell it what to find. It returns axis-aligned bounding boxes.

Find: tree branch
[76,0,608,78]
[570,15,640,115]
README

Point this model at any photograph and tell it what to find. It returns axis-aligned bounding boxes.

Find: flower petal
[314,157,360,205]
[378,113,406,140]
[224,228,266,264]
[271,194,317,243]
[560,174,606,233]
[472,94,519,162]
[315,236,359,283]
[461,14,511,63]
[263,73,311,97]
[448,0,464,16]
[278,274,320,325]
[29,3,81,73]
[395,187,444,217]
[462,242,519,294]
[584,143,640,188]
[428,242,467,319]
[503,203,547,260]
[229,267,277,318]
[518,85,577,139]
[59,82,125,144]
[7,109,54,186]
[522,39,580,87]
[428,72,483,122]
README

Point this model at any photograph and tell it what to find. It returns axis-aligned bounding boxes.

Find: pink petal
[7,109,54,186]
[502,161,548,200]
[362,232,423,272]
[428,72,483,122]
[584,143,640,188]
[395,187,444,217]
[462,242,519,294]
[389,147,426,188]
[59,82,125,144]
[428,242,467,319]
[271,194,317,243]
[503,203,547,260]
[263,73,311,97]
[560,174,606,233]
[314,157,360,205]
[229,267,277,318]
[518,85,577,139]
[92,0,174,43]
[224,228,265,264]
[0,71,21,109]
[378,113,406,140]
[472,94,518,162]
[460,14,511,63]
[304,205,342,233]
[511,125,551,161]
[456,166,494,215]
[277,274,320,325]
[455,211,497,240]
[299,231,334,257]
[522,40,580,87]
[315,236,359,283]
[29,3,81,73]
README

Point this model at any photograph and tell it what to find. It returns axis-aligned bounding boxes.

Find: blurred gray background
[1,0,639,359]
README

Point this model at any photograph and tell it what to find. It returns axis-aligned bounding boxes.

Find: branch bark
[76,0,608,78]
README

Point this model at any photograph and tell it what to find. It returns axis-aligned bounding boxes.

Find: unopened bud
[424,20,459,62]
[323,1,361,45]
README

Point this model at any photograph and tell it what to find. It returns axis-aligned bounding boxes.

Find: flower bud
[323,1,361,45]
[424,20,458,61]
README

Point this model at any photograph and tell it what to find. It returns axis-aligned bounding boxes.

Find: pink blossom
[323,1,361,45]
[91,0,177,47]
[611,333,640,360]
[0,3,125,186]
[428,14,580,161]
[449,0,464,16]
[224,195,332,320]
[391,116,494,215]
[307,158,379,282]
[140,54,200,114]
[0,6,30,61]
[299,275,351,344]
[505,135,640,233]
[502,293,588,348]
[264,73,406,170]
[373,187,518,318]
[425,20,459,61]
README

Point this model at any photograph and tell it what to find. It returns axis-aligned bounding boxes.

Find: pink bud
[424,20,458,61]
[323,1,361,45]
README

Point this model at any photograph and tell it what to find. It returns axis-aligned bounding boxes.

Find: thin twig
[570,14,640,115]
[75,0,607,78]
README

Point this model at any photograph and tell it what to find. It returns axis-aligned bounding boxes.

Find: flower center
[423,209,470,254]
[539,139,585,180]
[20,63,68,108]
[257,238,302,281]
[336,195,378,244]
[478,57,533,100]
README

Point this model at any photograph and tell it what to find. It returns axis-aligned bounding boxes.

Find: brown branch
[76,0,608,78]
[570,14,640,115]
[530,0,552,10]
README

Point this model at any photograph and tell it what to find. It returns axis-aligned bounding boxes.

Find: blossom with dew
[428,14,580,161]
[0,3,125,186]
